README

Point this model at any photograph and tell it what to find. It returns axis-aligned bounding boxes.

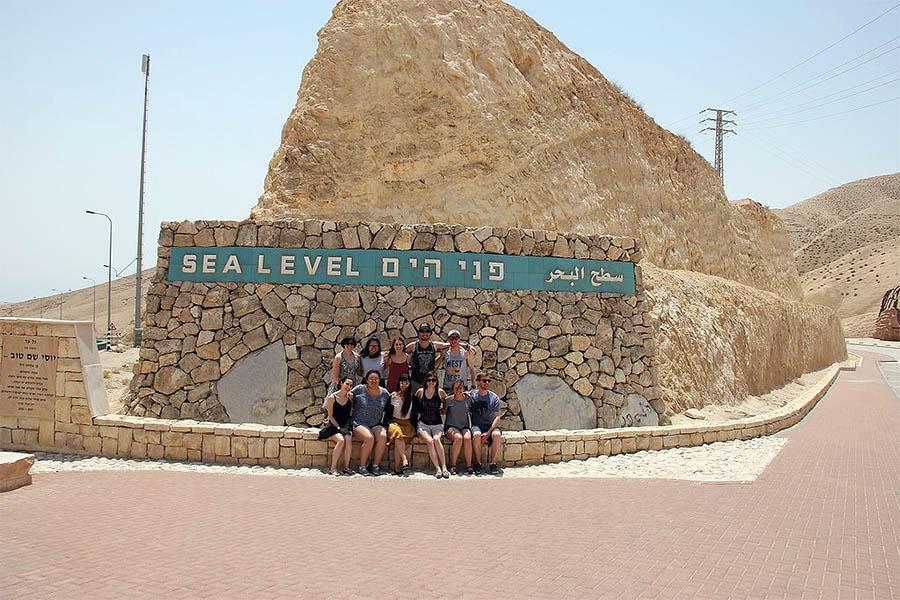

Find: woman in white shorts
[413,372,449,478]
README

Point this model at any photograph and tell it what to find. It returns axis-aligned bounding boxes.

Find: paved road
[1,350,898,599]
[849,343,900,399]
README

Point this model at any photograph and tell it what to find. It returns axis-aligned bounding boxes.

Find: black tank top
[331,395,351,428]
[419,388,443,425]
[410,342,436,382]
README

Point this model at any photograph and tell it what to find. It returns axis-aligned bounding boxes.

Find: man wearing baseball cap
[405,322,471,395]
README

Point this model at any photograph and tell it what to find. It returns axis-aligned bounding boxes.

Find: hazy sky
[1,0,898,302]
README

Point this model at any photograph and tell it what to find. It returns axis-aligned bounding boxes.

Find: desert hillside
[775,173,900,336]
[1,270,153,342]
[255,0,801,300]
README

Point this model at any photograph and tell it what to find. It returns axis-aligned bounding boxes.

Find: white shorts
[416,423,444,437]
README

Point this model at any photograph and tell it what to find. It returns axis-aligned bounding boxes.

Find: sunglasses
[426,378,438,382]
[479,378,492,383]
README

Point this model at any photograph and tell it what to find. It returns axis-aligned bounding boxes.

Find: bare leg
[463,430,473,468]
[342,434,353,470]
[471,431,483,466]
[394,438,407,471]
[490,431,503,465]
[449,430,462,468]
[433,433,448,470]
[329,433,345,474]
[355,426,374,468]
[373,426,388,466]
[419,430,440,470]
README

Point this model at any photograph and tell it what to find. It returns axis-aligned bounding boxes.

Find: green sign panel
[168,247,636,295]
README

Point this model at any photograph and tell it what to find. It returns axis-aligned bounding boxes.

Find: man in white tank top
[440,329,476,392]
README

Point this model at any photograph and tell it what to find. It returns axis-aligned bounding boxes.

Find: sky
[1,0,898,302]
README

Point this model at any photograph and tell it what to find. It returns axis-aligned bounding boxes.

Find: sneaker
[473,462,483,474]
[358,466,370,476]
[466,466,475,475]
[342,468,353,476]
[371,464,382,476]
[489,463,500,474]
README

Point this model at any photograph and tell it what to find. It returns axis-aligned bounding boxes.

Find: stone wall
[126,219,662,429]
[2,357,856,469]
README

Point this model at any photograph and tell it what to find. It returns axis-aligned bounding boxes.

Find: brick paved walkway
[1,350,898,599]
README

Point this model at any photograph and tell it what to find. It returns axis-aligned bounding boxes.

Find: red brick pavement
[1,350,898,599]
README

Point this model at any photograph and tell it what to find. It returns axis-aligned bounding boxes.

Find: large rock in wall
[254,0,802,301]
[127,219,660,429]
[644,265,846,414]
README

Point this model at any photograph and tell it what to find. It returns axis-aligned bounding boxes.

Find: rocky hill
[254,0,802,301]
[775,173,900,336]
[248,0,845,413]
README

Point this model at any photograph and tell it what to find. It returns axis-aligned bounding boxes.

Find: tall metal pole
[87,210,113,348]
[699,108,737,182]
[83,276,96,333]
[135,53,150,347]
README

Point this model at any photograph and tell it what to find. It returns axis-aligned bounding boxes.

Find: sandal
[450,467,458,476]
[466,466,475,475]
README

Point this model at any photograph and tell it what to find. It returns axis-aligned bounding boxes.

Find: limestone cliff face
[644,265,846,413]
[255,0,801,300]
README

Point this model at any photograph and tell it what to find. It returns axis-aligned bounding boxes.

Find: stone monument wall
[126,219,662,430]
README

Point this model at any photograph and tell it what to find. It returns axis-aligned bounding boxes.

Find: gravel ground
[31,436,787,483]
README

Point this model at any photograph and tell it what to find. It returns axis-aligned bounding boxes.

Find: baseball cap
[448,329,461,338]
[417,323,433,333]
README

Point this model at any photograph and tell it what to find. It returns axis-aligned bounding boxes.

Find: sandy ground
[669,362,836,425]
[99,347,139,412]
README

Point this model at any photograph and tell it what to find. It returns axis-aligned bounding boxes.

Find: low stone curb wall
[1,358,856,468]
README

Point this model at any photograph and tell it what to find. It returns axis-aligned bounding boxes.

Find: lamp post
[86,210,113,347]
[134,53,151,347]
[82,276,96,333]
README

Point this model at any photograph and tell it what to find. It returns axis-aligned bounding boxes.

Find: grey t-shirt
[350,384,390,428]
[444,396,473,430]
[469,389,501,427]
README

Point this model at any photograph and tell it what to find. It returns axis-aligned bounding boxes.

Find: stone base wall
[2,357,856,467]
[127,219,662,430]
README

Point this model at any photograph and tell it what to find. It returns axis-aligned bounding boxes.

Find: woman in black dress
[319,377,354,475]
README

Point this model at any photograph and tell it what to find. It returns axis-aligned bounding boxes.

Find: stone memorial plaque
[0,335,58,419]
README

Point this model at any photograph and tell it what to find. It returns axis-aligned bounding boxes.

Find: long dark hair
[387,337,405,357]
[397,374,412,416]
[364,336,382,359]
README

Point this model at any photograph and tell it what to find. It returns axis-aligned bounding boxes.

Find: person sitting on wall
[440,329,476,394]
[444,379,474,475]
[469,372,504,475]
[361,336,385,387]
[384,337,410,393]
[383,374,415,475]
[351,369,391,476]
[414,371,450,478]
[318,377,354,476]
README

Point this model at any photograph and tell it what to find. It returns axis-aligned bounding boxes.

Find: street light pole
[135,53,150,347]
[86,210,113,347]
[83,276,96,333]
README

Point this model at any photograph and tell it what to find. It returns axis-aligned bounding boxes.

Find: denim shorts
[416,423,444,437]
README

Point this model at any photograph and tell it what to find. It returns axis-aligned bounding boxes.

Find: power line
[745,130,838,183]
[752,129,841,179]
[742,77,900,125]
[724,2,900,104]
[738,41,900,112]
[741,68,900,118]
[743,96,900,130]
[742,132,835,189]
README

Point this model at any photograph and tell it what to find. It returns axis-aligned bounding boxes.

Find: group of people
[318,323,503,478]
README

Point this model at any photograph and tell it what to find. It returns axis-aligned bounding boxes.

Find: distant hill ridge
[775,172,900,336]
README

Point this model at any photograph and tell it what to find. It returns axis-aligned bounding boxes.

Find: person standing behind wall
[384,337,410,393]
[440,329,475,393]
[361,336,385,386]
